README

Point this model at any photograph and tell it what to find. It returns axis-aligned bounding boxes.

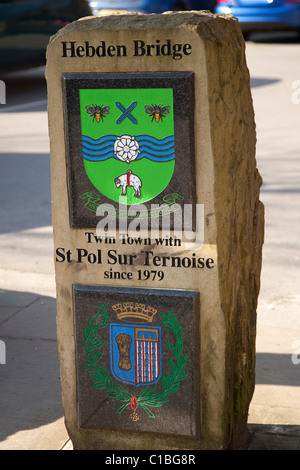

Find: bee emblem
[85,104,110,123]
[144,104,170,123]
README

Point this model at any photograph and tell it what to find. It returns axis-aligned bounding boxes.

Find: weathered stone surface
[203,22,264,449]
[46,11,264,450]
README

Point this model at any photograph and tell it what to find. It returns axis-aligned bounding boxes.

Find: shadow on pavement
[256,352,300,386]
[250,78,280,88]
[247,424,300,450]
[0,289,64,447]
[247,31,300,44]
[0,152,52,234]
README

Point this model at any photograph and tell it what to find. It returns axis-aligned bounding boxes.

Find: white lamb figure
[114,170,142,198]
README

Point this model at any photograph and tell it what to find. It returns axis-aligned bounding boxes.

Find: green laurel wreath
[83,303,188,418]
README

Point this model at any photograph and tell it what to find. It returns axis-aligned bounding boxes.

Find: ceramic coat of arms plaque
[63,73,195,227]
[74,285,200,436]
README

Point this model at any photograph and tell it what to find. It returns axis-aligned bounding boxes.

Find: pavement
[0,31,300,451]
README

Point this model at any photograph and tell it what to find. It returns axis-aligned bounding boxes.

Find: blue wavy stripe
[82,141,115,151]
[138,153,174,162]
[83,152,115,162]
[82,147,175,158]
[82,137,115,152]
[82,135,116,143]
[82,135,175,162]
[82,144,114,154]
[139,144,174,155]
[135,135,174,145]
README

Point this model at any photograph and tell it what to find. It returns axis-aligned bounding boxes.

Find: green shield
[80,88,175,205]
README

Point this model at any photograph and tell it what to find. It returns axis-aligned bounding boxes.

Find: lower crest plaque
[74,285,200,437]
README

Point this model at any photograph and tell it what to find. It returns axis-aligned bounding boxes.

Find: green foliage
[83,306,188,419]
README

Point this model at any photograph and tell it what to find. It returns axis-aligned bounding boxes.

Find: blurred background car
[88,0,217,15]
[0,0,92,72]
[215,0,300,36]
[0,0,218,74]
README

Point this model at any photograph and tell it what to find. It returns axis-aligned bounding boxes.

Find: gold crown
[112,302,157,323]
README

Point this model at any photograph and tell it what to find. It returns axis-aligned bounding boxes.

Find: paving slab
[0,292,69,450]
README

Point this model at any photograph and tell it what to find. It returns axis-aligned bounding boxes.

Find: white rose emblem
[114,135,140,164]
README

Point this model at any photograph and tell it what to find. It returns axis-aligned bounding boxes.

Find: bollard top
[47,11,240,46]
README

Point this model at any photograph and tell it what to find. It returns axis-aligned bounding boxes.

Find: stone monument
[46,11,264,450]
